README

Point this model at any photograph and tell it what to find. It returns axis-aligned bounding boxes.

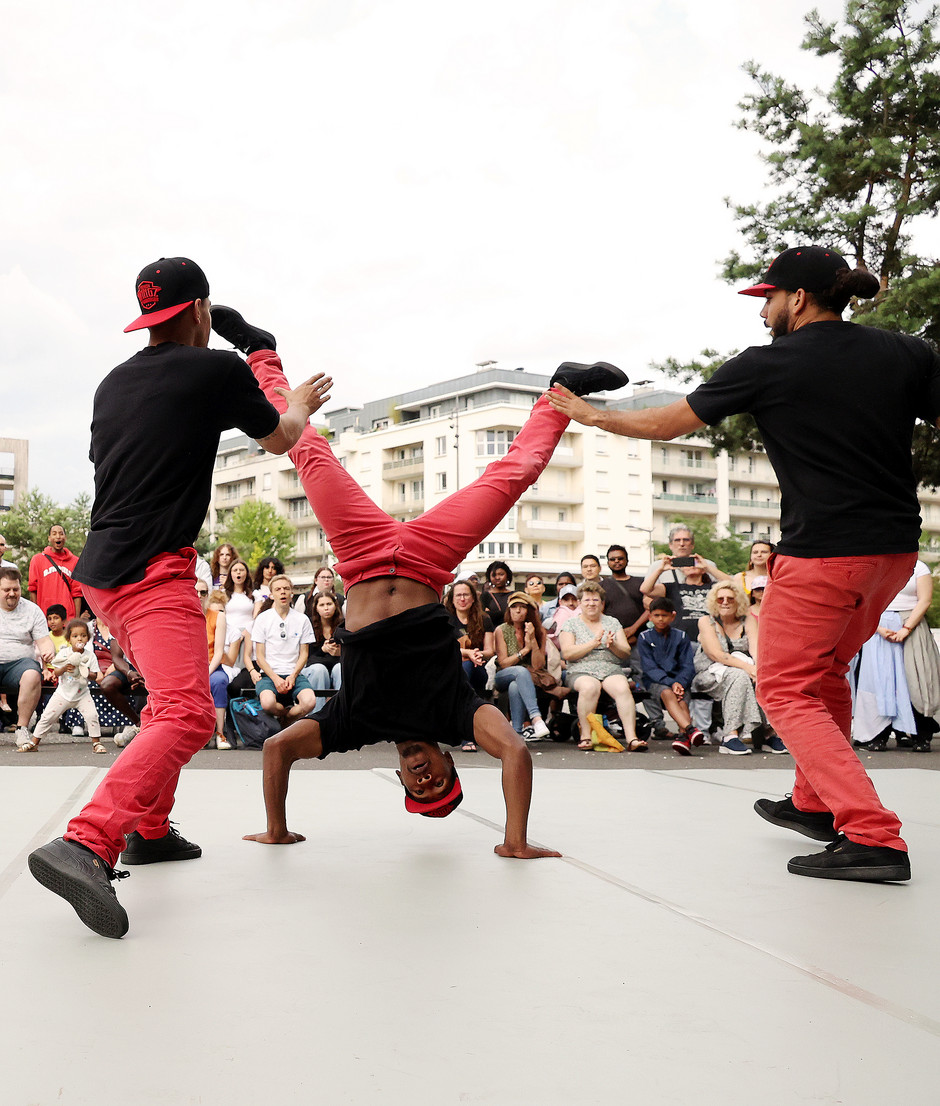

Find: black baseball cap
[124,257,210,332]
[738,246,849,298]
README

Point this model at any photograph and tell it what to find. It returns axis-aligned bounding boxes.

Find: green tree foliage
[653,517,756,575]
[657,0,940,481]
[217,500,295,570]
[2,489,92,568]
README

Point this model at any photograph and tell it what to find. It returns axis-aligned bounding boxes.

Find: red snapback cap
[738,246,849,297]
[124,257,210,332]
[403,772,464,818]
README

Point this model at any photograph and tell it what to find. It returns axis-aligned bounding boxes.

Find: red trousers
[757,552,916,851]
[65,550,215,866]
[247,351,570,593]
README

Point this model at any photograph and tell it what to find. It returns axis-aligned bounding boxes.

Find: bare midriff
[343,576,440,632]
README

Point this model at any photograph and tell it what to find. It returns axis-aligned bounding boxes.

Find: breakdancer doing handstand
[211,307,627,858]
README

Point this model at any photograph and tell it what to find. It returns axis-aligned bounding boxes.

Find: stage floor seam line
[0,767,103,901]
[371,768,940,1040]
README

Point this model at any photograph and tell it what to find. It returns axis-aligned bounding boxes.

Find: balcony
[519,487,575,505]
[518,518,584,540]
[728,497,780,517]
[382,498,425,516]
[652,492,717,515]
[653,458,718,478]
[383,452,425,478]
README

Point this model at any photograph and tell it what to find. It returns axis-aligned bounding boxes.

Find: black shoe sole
[787,858,911,882]
[28,851,129,939]
[120,846,202,865]
[754,800,837,842]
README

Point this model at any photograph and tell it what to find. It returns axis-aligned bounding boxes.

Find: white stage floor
[1,765,938,1105]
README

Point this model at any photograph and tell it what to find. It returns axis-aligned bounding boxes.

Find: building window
[262,472,272,490]
[531,543,540,558]
[436,472,447,492]
[373,418,390,431]
[412,479,424,500]
[531,506,540,521]
[597,470,609,492]
[476,429,516,457]
[558,509,567,522]
[435,436,446,457]
[429,405,441,418]
[398,483,406,503]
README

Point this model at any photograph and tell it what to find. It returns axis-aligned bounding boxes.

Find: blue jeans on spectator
[302,662,342,713]
[462,659,488,696]
[494,665,539,733]
[209,667,229,708]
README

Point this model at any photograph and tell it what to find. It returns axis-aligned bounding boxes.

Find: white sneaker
[216,735,233,751]
[530,718,551,740]
[114,725,139,748]
[71,725,85,737]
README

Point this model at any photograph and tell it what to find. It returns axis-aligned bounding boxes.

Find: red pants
[248,351,570,593]
[757,552,916,851]
[65,550,215,866]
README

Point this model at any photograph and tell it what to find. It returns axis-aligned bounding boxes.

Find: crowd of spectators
[3,523,939,758]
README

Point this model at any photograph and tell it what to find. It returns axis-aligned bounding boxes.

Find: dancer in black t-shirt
[550,245,940,883]
[28,258,332,939]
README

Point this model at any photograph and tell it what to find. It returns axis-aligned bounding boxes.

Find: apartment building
[208,369,940,585]
[0,438,28,512]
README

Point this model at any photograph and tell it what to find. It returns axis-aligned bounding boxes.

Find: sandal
[92,741,108,754]
[577,739,594,750]
[15,739,39,752]
[627,738,649,753]
[460,740,477,752]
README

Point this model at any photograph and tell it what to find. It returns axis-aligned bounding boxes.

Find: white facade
[207,369,940,586]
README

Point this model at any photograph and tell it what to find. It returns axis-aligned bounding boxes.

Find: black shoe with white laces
[211,305,277,355]
[787,835,911,883]
[28,837,130,939]
[120,825,202,866]
[754,795,837,842]
[549,361,628,396]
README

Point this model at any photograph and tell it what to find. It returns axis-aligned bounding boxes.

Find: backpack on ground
[229,697,281,749]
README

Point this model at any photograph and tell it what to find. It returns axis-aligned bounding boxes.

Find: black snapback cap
[124,257,210,332]
[738,246,849,297]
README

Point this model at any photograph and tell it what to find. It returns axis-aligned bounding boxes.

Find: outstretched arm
[256,374,333,455]
[243,719,323,844]
[472,704,561,860]
[547,388,705,440]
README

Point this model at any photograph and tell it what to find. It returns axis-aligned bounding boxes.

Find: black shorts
[315,603,487,758]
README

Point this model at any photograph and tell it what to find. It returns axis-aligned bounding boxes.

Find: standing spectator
[28,524,82,619]
[602,544,648,644]
[635,597,703,756]
[0,567,54,748]
[222,559,255,637]
[252,575,317,722]
[252,556,285,615]
[27,255,329,940]
[210,543,238,589]
[0,534,16,568]
[493,592,551,741]
[443,580,496,708]
[301,592,344,705]
[737,540,774,597]
[26,619,107,754]
[560,581,644,751]
[481,560,513,624]
[579,553,603,585]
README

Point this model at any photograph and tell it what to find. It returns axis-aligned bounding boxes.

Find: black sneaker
[651,726,672,741]
[787,835,911,883]
[754,795,837,842]
[210,305,277,355]
[549,361,629,396]
[28,838,130,939]
[120,825,202,866]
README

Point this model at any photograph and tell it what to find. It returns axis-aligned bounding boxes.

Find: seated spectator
[636,597,703,756]
[45,604,68,654]
[736,539,774,597]
[482,559,513,624]
[693,580,786,755]
[311,565,345,610]
[540,571,577,624]
[92,622,147,747]
[26,619,107,754]
[223,559,256,636]
[199,584,231,749]
[301,592,344,706]
[443,580,496,732]
[602,545,648,645]
[523,573,550,618]
[251,574,316,722]
[0,567,54,749]
[252,556,285,616]
[749,576,768,618]
[543,584,581,649]
[493,591,550,742]
[211,542,239,589]
[453,569,481,593]
[560,581,645,752]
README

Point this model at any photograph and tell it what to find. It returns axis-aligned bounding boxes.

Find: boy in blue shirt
[636,598,704,756]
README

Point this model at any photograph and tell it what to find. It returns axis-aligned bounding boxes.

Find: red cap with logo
[124,257,210,332]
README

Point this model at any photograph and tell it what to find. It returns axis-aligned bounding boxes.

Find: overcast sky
[4,0,915,503]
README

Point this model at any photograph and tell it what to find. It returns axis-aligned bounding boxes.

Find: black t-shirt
[662,579,709,641]
[687,322,940,557]
[76,343,280,588]
[446,609,495,648]
[482,590,510,625]
[599,575,644,629]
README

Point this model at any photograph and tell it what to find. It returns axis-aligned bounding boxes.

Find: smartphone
[671,556,695,568]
